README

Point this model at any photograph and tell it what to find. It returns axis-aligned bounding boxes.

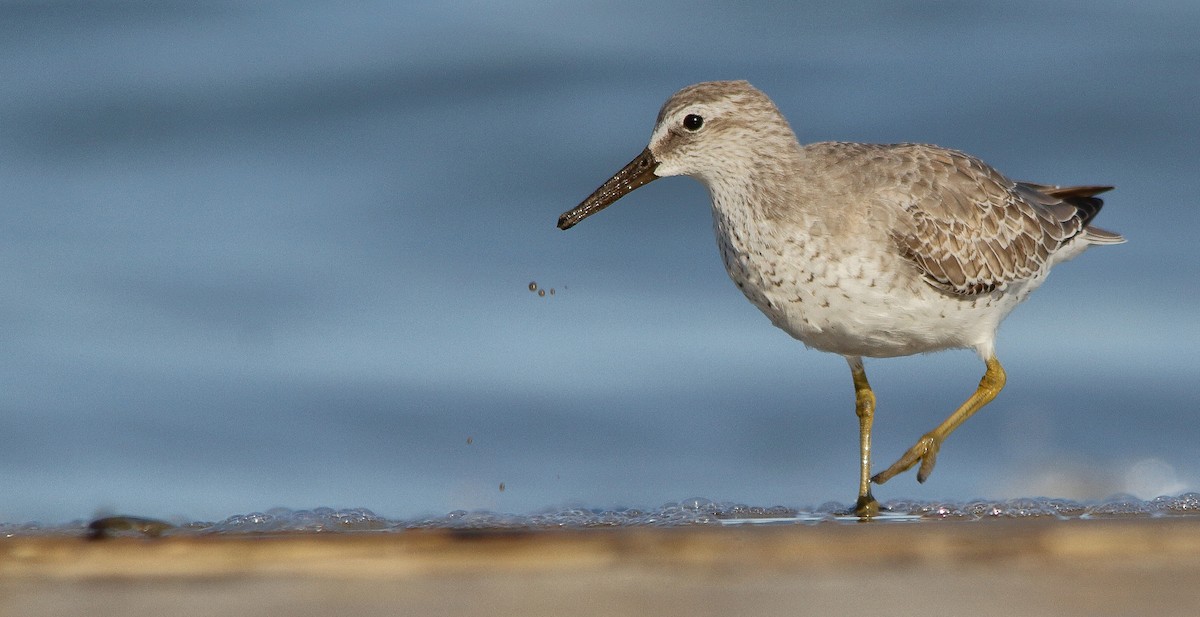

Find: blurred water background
[1,1,1196,524]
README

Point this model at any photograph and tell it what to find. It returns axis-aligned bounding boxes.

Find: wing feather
[885,145,1113,296]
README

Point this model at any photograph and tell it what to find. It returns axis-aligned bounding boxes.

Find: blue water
[1,1,1197,524]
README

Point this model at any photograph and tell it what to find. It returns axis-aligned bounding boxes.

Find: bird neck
[704,142,813,229]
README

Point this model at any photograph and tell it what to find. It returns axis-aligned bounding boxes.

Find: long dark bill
[557,148,659,230]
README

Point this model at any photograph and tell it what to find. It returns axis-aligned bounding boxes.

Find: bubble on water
[1152,492,1200,514]
[408,510,526,530]
[815,501,848,514]
[9,494,1200,536]
[207,507,390,533]
[1084,495,1156,517]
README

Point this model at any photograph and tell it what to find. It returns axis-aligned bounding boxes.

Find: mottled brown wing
[887,145,1109,295]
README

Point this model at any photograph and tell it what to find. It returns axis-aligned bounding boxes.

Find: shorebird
[557,81,1123,517]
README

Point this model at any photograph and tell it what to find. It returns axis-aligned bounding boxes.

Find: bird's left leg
[872,355,1006,485]
[847,356,880,517]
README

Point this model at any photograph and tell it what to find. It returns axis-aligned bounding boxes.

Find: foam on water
[4,493,1199,538]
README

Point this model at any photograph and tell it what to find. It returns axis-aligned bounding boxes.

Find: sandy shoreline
[5,518,1200,616]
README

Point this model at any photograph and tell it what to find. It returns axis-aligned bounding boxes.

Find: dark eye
[683,114,704,131]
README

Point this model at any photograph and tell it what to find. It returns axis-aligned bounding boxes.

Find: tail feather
[1084,225,1125,245]
[1042,184,1111,228]
[1020,182,1123,244]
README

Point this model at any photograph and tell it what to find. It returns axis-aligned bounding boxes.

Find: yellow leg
[872,356,1007,485]
[848,357,880,517]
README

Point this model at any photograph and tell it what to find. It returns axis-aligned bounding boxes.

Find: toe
[916,448,938,483]
[873,434,940,485]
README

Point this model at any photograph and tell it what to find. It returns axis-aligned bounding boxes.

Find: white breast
[710,198,1036,359]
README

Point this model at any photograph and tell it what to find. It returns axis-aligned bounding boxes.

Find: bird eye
[683,114,704,131]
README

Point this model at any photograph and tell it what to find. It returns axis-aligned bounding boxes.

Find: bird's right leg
[847,356,880,518]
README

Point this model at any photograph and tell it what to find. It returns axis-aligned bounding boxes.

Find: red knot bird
[557,80,1123,517]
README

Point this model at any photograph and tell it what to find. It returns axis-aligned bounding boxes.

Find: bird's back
[798,141,1124,296]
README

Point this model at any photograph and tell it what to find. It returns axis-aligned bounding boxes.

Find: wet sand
[4,518,1199,616]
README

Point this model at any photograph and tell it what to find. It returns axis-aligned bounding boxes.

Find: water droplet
[537,289,545,297]
[528,281,538,292]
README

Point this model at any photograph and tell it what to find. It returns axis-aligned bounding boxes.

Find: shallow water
[1,2,1198,525]
[6,493,1198,538]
